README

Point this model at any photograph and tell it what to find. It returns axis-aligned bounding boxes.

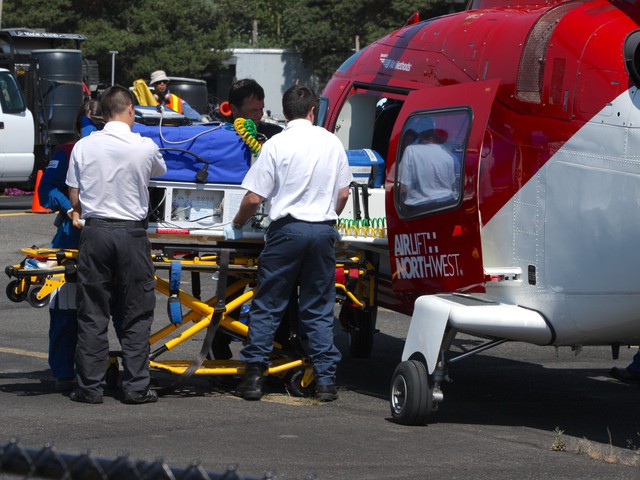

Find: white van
[0,68,34,189]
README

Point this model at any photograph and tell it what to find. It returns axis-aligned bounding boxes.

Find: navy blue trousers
[240,216,342,385]
[48,296,77,381]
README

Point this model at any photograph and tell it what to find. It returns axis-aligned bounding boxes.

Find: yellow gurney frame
[4,243,377,396]
[5,247,76,308]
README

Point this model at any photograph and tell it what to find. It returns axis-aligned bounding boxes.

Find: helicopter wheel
[390,360,433,426]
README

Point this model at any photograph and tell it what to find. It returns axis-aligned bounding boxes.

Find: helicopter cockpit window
[395,109,470,218]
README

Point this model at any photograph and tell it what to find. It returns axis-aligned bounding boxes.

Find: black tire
[6,280,28,303]
[285,368,315,397]
[28,287,50,308]
[106,359,119,390]
[390,360,433,426]
[340,304,377,359]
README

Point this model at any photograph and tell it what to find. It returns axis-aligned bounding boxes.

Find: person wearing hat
[149,70,202,122]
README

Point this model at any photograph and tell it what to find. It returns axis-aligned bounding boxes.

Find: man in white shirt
[66,85,166,405]
[225,85,352,402]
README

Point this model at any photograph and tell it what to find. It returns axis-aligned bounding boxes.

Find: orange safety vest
[165,93,183,114]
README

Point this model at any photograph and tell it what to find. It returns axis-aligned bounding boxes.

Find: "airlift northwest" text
[393,232,461,279]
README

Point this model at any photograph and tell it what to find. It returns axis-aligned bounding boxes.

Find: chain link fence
[0,439,285,480]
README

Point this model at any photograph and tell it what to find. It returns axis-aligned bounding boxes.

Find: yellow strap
[132,79,158,107]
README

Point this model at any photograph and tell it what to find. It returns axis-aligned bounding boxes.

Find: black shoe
[55,379,74,392]
[316,384,338,402]
[70,389,103,404]
[237,363,265,400]
[123,388,159,404]
[610,367,640,384]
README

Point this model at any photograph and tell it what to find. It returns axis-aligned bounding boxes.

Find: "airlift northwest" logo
[379,53,412,72]
[393,231,462,280]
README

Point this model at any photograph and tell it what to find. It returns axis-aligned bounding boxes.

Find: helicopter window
[317,96,329,128]
[395,109,470,218]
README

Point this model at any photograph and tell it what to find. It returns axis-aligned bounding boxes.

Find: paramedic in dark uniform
[66,85,167,404]
[224,85,352,402]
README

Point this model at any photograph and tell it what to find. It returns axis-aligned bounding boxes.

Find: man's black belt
[272,215,335,227]
[85,218,148,229]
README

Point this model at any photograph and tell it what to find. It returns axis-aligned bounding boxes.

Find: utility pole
[0,0,4,29]
[252,20,258,46]
[109,51,118,86]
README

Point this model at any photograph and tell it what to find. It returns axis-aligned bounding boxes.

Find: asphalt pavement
[1,202,640,479]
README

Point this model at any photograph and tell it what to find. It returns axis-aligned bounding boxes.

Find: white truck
[0,68,34,190]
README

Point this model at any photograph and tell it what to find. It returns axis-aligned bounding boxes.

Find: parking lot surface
[1,208,640,479]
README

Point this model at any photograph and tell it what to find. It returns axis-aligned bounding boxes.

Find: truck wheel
[390,360,432,426]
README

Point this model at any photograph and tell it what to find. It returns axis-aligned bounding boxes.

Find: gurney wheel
[28,287,50,308]
[339,304,377,359]
[285,368,315,398]
[6,280,28,303]
[106,358,119,389]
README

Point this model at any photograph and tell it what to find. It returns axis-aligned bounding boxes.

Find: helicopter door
[387,79,499,293]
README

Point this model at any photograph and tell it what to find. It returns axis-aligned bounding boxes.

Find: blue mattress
[134,122,385,187]
[133,122,252,184]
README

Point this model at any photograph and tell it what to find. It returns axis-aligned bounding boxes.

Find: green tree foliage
[2,0,232,84]
[282,0,458,85]
[2,0,461,88]
[74,0,231,83]
[215,0,297,47]
[1,0,75,30]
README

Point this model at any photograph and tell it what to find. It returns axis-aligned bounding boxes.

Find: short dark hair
[100,85,134,120]
[282,85,317,120]
[228,79,265,108]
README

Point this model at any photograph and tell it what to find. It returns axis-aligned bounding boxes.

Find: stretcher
[4,241,378,396]
[5,119,386,394]
[5,247,76,308]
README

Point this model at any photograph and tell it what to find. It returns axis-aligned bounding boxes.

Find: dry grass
[568,430,640,467]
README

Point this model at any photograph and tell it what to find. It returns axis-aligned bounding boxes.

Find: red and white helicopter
[320,0,640,424]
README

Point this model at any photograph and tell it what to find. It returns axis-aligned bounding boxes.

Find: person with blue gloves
[223,85,352,402]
